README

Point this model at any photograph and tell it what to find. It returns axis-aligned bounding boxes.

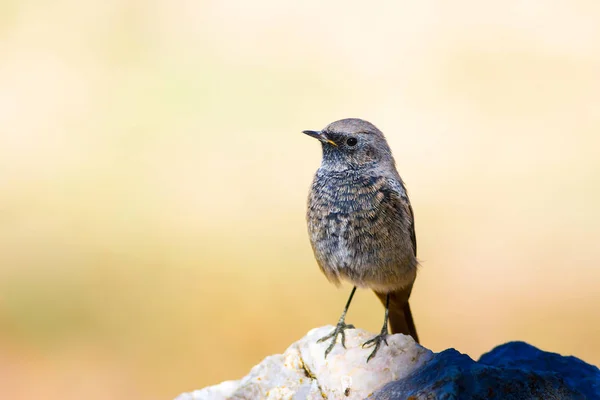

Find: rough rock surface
[370,345,599,399]
[176,326,600,400]
[176,326,432,400]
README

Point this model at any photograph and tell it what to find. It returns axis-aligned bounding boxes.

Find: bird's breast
[306,170,416,290]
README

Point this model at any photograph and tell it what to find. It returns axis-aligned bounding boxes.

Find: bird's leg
[317,286,357,358]
[362,293,390,362]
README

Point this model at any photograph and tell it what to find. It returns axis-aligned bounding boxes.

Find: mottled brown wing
[407,202,417,256]
[376,178,419,342]
[386,177,417,257]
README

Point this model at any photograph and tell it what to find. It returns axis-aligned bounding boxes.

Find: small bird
[304,118,419,361]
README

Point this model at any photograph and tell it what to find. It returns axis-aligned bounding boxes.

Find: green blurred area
[1,1,600,399]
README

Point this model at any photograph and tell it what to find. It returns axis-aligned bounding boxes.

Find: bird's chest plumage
[306,170,415,290]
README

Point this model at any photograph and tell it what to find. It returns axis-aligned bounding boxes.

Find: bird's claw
[362,329,389,362]
[317,321,355,358]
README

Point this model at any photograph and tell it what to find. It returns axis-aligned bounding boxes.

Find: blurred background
[1,0,599,399]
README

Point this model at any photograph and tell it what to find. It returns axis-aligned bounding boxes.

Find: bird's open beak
[302,130,337,147]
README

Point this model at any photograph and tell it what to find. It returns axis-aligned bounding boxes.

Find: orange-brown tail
[374,289,419,343]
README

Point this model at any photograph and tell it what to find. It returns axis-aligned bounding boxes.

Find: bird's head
[303,118,395,171]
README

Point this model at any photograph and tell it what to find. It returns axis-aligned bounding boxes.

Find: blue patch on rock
[369,341,600,399]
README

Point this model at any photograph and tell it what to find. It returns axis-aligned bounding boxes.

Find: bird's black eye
[346,137,358,147]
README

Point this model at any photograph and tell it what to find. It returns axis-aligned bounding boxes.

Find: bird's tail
[374,289,419,343]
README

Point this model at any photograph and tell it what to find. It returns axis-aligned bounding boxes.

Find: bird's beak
[302,130,337,147]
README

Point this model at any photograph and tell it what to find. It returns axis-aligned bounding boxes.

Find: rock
[371,350,577,399]
[176,380,239,400]
[175,325,433,400]
[478,341,600,399]
[176,326,600,400]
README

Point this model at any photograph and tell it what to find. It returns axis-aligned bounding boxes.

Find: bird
[303,118,419,362]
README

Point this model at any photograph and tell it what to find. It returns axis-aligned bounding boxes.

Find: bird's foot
[317,321,355,358]
[362,328,389,362]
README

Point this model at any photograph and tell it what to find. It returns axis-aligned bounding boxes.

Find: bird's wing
[386,177,417,257]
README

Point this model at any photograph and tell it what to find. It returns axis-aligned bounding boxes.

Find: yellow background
[1,1,599,399]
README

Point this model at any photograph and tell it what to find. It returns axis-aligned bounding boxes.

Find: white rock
[175,380,239,400]
[176,326,433,400]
